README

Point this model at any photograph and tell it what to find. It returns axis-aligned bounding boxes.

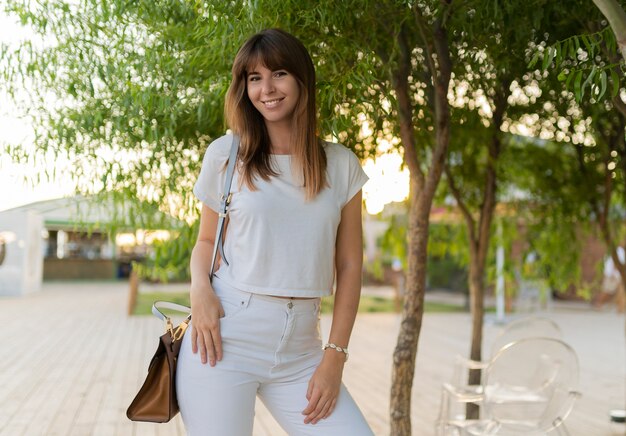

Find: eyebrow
[247,68,286,75]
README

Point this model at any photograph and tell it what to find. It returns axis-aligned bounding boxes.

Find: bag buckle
[220,192,233,205]
[165,318,175,339]
[173,319,189,341]
[165,317,189,342]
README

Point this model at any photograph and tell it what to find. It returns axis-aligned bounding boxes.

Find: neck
[265,120,293,154]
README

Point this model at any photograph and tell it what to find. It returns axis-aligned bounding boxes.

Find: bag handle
[150,134,240,323]
[152,301,193,322]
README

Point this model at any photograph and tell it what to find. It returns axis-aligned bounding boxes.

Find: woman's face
[246,64,300,125]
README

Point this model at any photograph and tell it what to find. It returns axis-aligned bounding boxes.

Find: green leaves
[531,25,623,103]
[599,69,607,99]
[542,46,556,71]
[610,68,621,97]
[580,65,597,100]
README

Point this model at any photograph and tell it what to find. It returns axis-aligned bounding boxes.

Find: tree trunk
[465,255,485,418]
[389,11,452,435]
[390,182,433,436]
[468,258,485,366]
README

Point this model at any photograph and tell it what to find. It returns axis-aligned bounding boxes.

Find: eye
[273,70,288,78]
[248,75,261,82]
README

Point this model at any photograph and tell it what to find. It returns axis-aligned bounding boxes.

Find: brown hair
[224,28,327,200]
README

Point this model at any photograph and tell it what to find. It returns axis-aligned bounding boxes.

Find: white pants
[176,276,373,436]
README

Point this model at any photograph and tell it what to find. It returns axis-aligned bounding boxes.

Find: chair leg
[552,417,571,436]
[435,388,450,435]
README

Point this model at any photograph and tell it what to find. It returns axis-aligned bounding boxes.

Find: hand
[189,282,224,366]
[302,352,345,424]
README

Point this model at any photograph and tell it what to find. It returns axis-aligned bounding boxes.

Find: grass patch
[133,292,471,316]
[134,291,191,317]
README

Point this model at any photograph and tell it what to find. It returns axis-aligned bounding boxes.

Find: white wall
[363,213,388,263]
[0,210,43,296]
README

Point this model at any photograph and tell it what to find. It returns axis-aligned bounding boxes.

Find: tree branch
[476,81,509,266]
[572,140,602,217]
[613,95,626,118]
[393,25,424,186]
[445,164,476,245]
[413,6,438,82]
[425,16,452,197]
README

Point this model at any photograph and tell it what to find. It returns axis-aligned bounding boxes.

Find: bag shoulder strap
[151,134,240,323]
[210,134,240,274]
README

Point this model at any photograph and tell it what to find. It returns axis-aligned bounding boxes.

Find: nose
[261,79,275,94]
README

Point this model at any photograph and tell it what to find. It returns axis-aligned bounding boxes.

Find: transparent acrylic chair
[436,337,581,435]
[446,316,563,405]
[437,316,564,434]
[490,316,562,356]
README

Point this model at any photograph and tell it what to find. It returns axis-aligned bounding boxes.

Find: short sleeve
[343,149,369,207]
[193,135,231,212]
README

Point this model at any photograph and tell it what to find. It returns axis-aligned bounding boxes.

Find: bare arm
[327,190,364,359]
[303,190,364,424]
[189,204,226,366]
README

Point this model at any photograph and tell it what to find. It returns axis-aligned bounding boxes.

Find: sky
[0,10,408,215]
[0,11,77,212]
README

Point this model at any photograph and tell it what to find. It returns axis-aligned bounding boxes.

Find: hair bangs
[243,37,298,80]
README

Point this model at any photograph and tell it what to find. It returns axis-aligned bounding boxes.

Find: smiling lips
[262,98,284,108]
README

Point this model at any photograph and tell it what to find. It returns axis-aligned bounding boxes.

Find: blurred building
[0,195,176,296]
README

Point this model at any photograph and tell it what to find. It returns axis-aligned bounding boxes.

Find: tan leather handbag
[126,304,190,422]
[126,135,239,423]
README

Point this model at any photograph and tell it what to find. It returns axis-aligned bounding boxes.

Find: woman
[176,28,373,436]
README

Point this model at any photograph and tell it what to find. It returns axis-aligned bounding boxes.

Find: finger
[211,321,223,361]
[312,399,333,424]
[302,390,322,416]
[306,379,314,401]
[203,329,216,366]
[205,318,220,364]
[191,326,198,354]
[198,329,208,364]
[322,398,337,420]
[306,397,329,424]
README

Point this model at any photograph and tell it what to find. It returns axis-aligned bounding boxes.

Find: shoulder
[322,140,359,163]
[205,133,235,159]
[199,133,235,169]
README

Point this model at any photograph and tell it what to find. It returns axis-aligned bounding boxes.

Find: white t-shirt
[193,134,369,297]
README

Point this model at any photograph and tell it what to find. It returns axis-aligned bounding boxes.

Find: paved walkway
[0,281,624,435]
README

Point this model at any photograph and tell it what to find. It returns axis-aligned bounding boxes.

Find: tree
[440,4,550,411]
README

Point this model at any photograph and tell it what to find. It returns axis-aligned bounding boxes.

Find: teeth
[263,98,282,108]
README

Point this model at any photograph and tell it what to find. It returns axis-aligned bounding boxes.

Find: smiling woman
[176,28,375,436]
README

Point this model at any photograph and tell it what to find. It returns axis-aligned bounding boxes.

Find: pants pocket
[213,280,252,320]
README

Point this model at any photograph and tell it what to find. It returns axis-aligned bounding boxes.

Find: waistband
[212,275,320,313]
